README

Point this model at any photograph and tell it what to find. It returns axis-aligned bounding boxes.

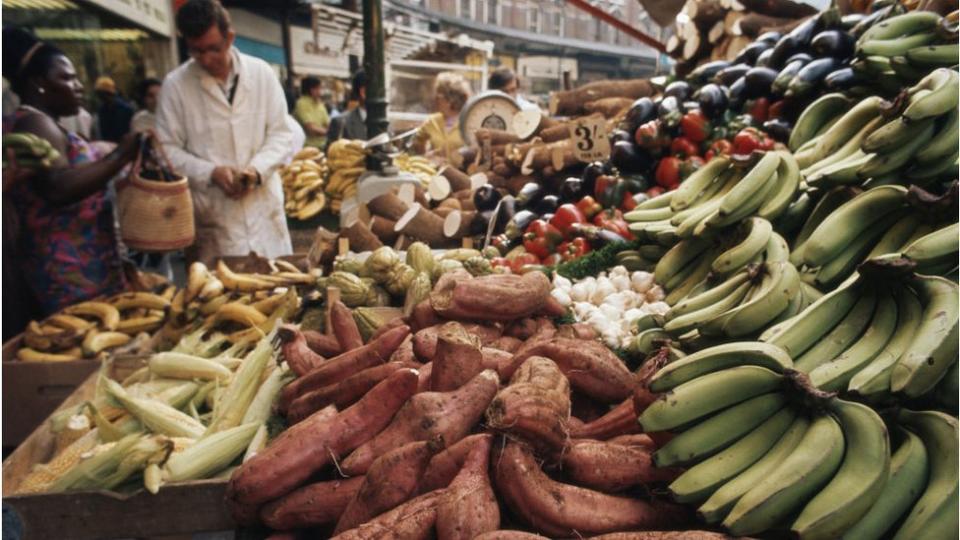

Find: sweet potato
[420,433,493,493]
[335,437,445,534]
[503,338,634,403]
[412,323,502,361]
[287,362,416,424]
[279,325,410,412]
[588,533,730,539]
[330,490,445,540]
[389,335,417,364]
[539,295,568,318]
[490,336,523,353]
[341,369,500,475]
[481,347,513,373]
[557,322,600,341]
[485,356,571,453]
[260,476,364,530]
[302,329,342,357]
[430,272,551,321]
[416,362,433,393]
[226,369,419,509]
[473,533,549,540]
[369,316,408,342]
[436,435,499,539]
[278,325,325,377]
[431,322,484,391]
[505,317,557,341]
[570,398,641,440]
[331,300,364,351]
[409,299,444,331]
[633,348,671,415]
[493,441,692,537]
[561,438,681,492]
[607,433,658,449]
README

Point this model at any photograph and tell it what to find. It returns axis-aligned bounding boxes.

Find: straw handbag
[116,136,195,252]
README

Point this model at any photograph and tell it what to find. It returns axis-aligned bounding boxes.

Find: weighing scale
[459,91,522,147]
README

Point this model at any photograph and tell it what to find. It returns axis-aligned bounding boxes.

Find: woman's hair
[301,76,321,95]
[2,27,66,95]
[138,77,161,104]
[434,72,472,111]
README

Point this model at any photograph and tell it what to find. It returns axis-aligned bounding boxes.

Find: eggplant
[657,96,681,119]
[786,57,842,98]
[494,195,516,235]
[755,47,775,68]
[601,161,617,175]
[505,209,538,239]
[622,97,656,132]
[470,209,496,236]
[810,30,855,60]
[716,63,751,86]
[621,174,650,194]
[784,52,813,66]
[696,83,729,119]
[610,141,651,174]
[533,194,559,215]
[743,67,779,98]
[515,182,545,209]
[581,161,606,195]
[762,119,793,143]
[664,81,693,102]
[756,31,783,44]
[823,67,862,91]
[767,35,802,71]
[687,61,731,85]
[786,16,821,47]
[559,177,585,203]
[609,128,633,145]
[728,77,747,111]
[541,213,554,224]
[772,59,807,95]
[733,41,773,66]
[473,184,502,212]
[569,224,628,247]
[851,5,892,38]
[840,13,867,30]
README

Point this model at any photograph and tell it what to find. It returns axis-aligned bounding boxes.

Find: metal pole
[363,0,389,140]
[281,1,295,106]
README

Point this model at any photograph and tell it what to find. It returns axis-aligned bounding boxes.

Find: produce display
[7,2,960,539]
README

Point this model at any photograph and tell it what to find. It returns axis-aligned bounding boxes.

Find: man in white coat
[156,0,292,264]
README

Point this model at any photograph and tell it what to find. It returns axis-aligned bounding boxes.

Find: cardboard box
[2,356,234,540]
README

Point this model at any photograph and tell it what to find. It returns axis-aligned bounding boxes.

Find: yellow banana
[198,275,225,301]
[17,346,82,362]
[208,302,269,328]
[117,314,165,335]
[199,294,229,316]
[24,321,84,351]
[108,292,171,311]
[216,260,275,292]
[185,262,209,303]
[82,330,132,357]
[45,314,96,332]
[62,301,120,331]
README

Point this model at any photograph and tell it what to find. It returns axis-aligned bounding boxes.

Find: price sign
[568,116,610,163]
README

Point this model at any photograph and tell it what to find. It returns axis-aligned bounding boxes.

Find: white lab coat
[156,48,293,263]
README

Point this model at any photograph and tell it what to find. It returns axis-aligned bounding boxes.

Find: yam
[436,435,500,539]
[561,438,681,492]
[549,79,655,116]
[395,203,448,246]
[367,192,411,222]
[485,356,571,453]
[331,490,445,540]
[340,222,383,253]
[277,325,324,377]
[430,272,551,322]
[302,328,342,357]
[420,433,493,493]
[330,300,364,351]
[430,322,484,391]
[286,362,416,424]
[369,215,399,245]
[583,97,634,119]
[260,476,364,530]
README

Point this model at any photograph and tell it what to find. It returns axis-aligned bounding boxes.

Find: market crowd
[1,0,536,340]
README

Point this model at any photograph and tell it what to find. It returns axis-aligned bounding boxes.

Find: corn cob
[46,434,142,492]
[16,429,100,493]
[242,423,270,463]
[163,422,259,482]
[241,364,293,425]
[149,352,233,381]
[98,435,172,490]
[205,331,276,434]
[104,379,205,439]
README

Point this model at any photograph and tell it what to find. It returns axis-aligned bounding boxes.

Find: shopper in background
[156,0,293,264]
[325,69,368,150]
[411,71,471,166]
[488,67,538,110]
[293,76,329,149]
[2,28,140,321]
[130,77,161,133]
[94,76,134,142]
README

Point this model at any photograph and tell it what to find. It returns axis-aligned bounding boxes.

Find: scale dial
[459,90,521,147]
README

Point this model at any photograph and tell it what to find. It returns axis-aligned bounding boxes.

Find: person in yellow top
[411,72,471,167]
[293,76,329,149]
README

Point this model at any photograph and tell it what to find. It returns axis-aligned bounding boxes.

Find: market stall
[3,0,959,538]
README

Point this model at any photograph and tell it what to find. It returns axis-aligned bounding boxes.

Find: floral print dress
[8,109,126,314]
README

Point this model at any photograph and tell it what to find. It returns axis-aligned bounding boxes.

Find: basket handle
[130,131,179,182]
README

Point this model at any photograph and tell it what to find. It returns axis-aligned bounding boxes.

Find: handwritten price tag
[568,116,610,163]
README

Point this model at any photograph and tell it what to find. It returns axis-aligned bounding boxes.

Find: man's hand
[211,166,242,198]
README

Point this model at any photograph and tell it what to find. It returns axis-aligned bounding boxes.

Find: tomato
[670,136,700,158]
[704,139,734,161]
[748,97,770,124]
[655,156,682,190]
[634,119,668,150]
[509,253,541,273]
[732,128,775,156]
[679,109,711,143]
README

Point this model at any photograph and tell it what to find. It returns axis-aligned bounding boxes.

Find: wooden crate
[2,356,235,540]
[3,335,100,448]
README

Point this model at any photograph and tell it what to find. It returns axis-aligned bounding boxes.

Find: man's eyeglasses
[187,39,229,58]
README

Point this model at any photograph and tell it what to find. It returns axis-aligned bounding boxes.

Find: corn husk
[163,422,259,482]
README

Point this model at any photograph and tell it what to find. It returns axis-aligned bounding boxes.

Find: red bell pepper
[646,185,666,198]
[681,156,705,181]
[670,136,700,158]
[634,119,668,151]
[748,97,770,124]
[542,253,563,267]
[490,257,512,271]
[768,99,787,120]
[732,128,775,157]
[620,190,638,213]
[575,195,602,219]
[655,156,682,190]
[558,237,591,262]
[680,110,711,143]
[549,204,586,236]
[522,219,562,259]
[593,208,631,239]
[704,139,734,161]
[509,253,541,273]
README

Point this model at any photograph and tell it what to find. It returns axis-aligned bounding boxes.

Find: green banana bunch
[3,132,60,169]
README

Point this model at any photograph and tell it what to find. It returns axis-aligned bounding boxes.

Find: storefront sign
[291,26,351,78]
[569,116,610,163]
[86,0,173,37]
[517,56,578,80]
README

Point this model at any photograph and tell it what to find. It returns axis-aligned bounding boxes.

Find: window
[486,0,501,24]
[459,0,475,19]
[527,6,540,32]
